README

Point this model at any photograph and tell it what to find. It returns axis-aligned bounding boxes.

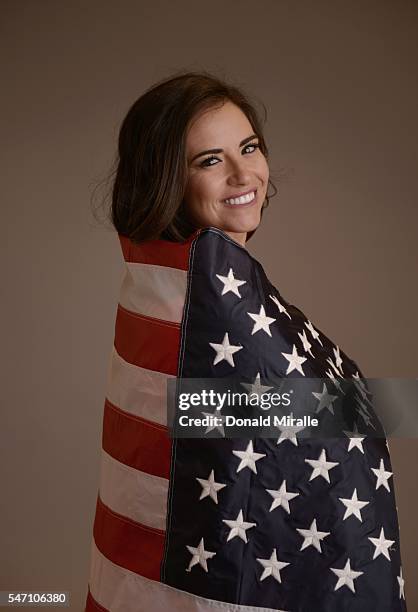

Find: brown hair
[93,70,280,243]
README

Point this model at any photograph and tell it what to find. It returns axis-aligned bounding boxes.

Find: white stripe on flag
[99,449,168,531]
[119,262,187,323]
[88,540,285,612]
[106,346,173,425]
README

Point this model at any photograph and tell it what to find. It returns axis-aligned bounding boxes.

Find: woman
[86,72,407,611]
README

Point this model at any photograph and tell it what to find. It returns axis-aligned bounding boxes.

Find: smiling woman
[106,71,278,246]
[184,101,269,246]
[86,71,407,612]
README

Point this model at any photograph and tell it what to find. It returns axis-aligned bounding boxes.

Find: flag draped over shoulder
[85,227,407,612]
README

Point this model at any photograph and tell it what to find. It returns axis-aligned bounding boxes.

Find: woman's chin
[220,217,261,235]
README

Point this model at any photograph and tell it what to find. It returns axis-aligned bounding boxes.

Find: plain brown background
[2,1,417,610]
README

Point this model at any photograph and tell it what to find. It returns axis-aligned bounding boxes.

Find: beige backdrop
[2,1,417,610]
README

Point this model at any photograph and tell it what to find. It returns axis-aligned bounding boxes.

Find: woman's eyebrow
[189,133,258,163]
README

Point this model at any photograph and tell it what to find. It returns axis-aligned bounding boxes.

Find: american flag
[85,227,407,611]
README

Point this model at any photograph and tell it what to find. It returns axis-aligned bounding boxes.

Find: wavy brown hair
[92,70,281,243]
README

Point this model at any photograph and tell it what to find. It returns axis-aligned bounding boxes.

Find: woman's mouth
[222,189,257,207]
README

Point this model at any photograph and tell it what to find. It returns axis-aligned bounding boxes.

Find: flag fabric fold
[85,227,406,611]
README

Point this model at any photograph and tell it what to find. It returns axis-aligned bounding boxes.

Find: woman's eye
[200,155,219,168]
[244,143,260,154]
[199,142,260,168]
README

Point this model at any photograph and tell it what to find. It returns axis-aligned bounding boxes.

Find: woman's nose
[226,158,252,184]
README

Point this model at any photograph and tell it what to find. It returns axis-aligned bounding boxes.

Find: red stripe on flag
[118,231,200,270]
[93,495,165,581]
[114,304,180,375]
[102,399,171,479]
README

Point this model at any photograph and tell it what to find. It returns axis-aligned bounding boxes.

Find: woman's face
[183,101,270,247]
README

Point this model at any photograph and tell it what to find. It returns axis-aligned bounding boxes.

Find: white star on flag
[305,449,339,483]
[330,558,364,593]
[201,406,226,437]
[247,304,276,337]
[209,332,242,367]
[333,345,343,372]
[275,412,306,446]
[352,371,371,400]
[216,267,247,297]
[297,328,314,357]
[339,488,370,522]
[256,548,290,583]
[354,394,375,429]
[282,344,307,375]
[222,509,256,543]
[196,469,227,504]
[232,440,266,474]
[304,320,323,346]
[398,567,405,599]
[186,538,216,572]
[368,527,395,561]
[266,479,300,514]
[326,356,343,378]
[312,383,339,415]
[343,424,365,453]
[371,458,393,491]
[325,371,345,393]
[296,519,330,552]
[269,294,291,319]
[240,372,274,402]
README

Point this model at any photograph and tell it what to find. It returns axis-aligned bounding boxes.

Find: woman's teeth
[224,191,256,205]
